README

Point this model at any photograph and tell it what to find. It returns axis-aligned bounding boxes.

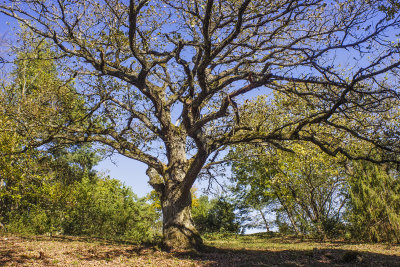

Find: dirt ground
[1,234,400,266]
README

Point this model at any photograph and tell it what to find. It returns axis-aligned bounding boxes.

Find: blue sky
[95,155,152,198]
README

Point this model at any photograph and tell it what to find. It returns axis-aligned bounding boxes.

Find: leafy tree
[230,139,348,238]
[192,195,240,234]
[0,115,41,224]
[4,29,85,130]
[345,161,400,242]
[1,0,400,249]
[229,179,277,232]
[39,144,101,185]
[192,195,214,234]
[0,29,159,243]
[0,29,89,224]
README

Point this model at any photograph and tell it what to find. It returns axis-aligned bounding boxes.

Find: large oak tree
[1,0,400,249]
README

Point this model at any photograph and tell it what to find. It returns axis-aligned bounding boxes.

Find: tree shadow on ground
[173,246,400,266]
[0,246,51,266]
[19,234,131,244]
[0,234,156,266]
[1,234,400,266]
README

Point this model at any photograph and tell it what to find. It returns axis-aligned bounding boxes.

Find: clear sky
[95,155,152,197]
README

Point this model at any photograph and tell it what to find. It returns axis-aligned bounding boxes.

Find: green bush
[63,176,158,242]
[192,195,240,234]
[3,171,159,243]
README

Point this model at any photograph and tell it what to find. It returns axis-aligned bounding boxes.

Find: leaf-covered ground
[1,233,400,266]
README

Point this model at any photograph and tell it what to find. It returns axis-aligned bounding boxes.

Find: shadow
[0,234,156,266]
[2,234,400,266]
[161,222,203,251]
[9,233,152,246]
[72,246,160,262]
[0,243,51,266]
[172,245,400,266]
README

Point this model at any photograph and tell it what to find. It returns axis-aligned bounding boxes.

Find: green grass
[206,232,400,254]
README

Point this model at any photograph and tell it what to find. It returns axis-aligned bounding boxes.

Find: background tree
[230,138,348,238]
[0,114,39,225]
[345,161,400,243]
[0,30,80,227]
[0,31,158,242]
[228,158,277,233]
[192,195,241,235]
[1,0,400,249]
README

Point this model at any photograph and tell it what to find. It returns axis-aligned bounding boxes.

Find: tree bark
[161,182,203,250]
[150,133,205,251]
[275,193,301,235]
[257,208,270,232]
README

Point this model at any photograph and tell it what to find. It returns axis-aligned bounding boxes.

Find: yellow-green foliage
[230,139,347,237]
[346,161,400,243]
[0,31,159,243]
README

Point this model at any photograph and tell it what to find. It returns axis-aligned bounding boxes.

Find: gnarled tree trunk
[161,182,202,250]
[148,133,205,251]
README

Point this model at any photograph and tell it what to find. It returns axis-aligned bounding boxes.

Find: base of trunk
[162,224,203,251]
[161,188,203,251]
